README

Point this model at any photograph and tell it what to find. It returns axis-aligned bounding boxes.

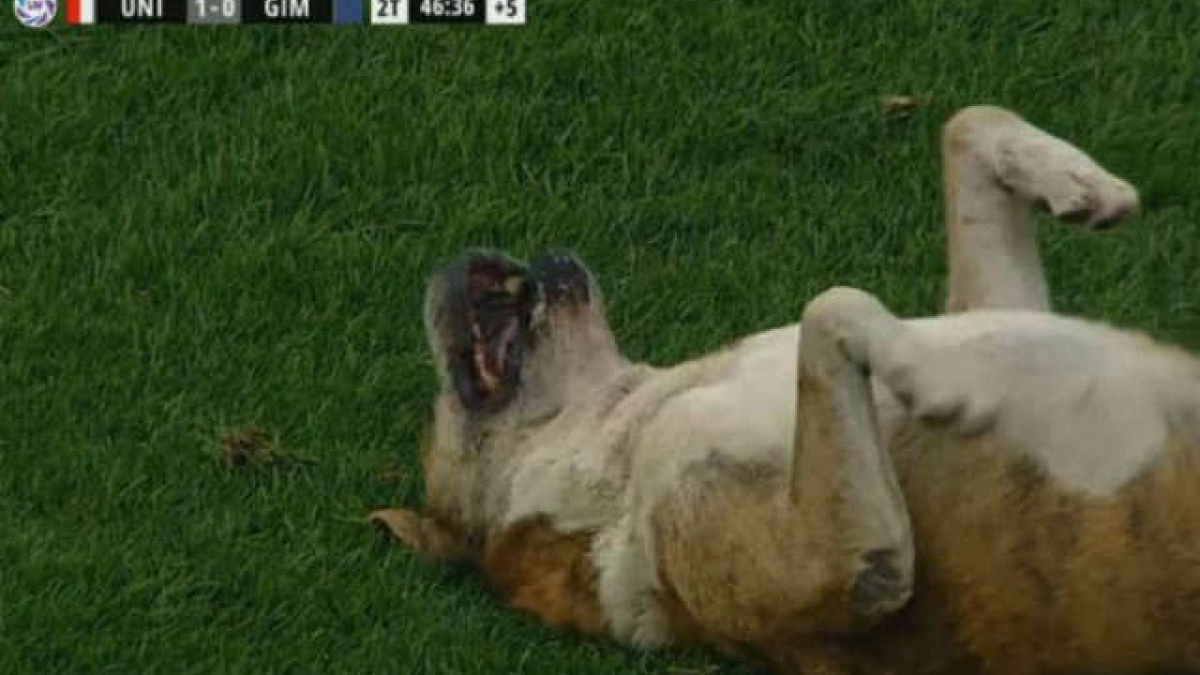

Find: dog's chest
[500,412,631,532]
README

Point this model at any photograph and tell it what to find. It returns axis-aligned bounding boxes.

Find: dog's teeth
[474,347,500,391]
[479,368,499,391]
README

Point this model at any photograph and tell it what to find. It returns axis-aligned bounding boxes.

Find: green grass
[2,0,1200,672]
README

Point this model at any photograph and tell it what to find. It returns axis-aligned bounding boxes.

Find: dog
[372,105,1200,674]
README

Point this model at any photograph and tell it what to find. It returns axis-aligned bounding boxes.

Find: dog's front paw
[850,548,913,621]
[1014,151,1140,229]
[995,126,1139,229]
[946,106,1140,230]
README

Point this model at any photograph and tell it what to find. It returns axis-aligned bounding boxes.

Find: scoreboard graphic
[19,0,524,25]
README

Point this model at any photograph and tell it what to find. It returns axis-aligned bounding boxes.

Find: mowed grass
[2,0,1200,672]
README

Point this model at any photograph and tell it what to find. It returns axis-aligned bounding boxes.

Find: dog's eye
[502,275,524,296]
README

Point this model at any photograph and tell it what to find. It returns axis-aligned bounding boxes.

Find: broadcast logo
[15,0,56,26]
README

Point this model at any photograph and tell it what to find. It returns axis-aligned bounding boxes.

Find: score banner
[59,0,524,24]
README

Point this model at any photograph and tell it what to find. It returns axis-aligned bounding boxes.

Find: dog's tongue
[474,317,519,391]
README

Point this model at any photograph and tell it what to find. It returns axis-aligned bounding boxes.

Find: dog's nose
[531,253,591,304]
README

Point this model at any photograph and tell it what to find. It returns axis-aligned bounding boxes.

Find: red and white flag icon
[66,0,94,23]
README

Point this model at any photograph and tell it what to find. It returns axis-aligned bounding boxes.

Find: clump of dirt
[217,425,280,469]
[879,94,927,121]
[376,462,407,486]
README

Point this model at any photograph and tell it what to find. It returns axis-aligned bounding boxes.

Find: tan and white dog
[372,106,1200,675]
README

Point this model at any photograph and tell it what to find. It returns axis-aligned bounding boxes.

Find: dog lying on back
[373,105,1200,674]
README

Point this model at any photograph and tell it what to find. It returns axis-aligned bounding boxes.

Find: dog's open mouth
[452,255,537,411]
[468,275,527,393]
[442,251,593,413]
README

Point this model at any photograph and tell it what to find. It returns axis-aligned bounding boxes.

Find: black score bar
[65,0,525,24]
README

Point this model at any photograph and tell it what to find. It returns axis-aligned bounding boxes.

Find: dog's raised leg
[941,106,1139,312]
[791,288,916,626]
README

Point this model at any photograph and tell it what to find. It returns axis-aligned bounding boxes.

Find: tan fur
[649,377,912,656]
[653,464,844,645]
[889,428,1200,674]
[482,516,609,635]
[645,420,1200,674]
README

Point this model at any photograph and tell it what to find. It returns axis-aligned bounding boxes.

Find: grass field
[2,0,1200,672]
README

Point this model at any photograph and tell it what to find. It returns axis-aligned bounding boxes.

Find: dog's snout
[531,253,591,304]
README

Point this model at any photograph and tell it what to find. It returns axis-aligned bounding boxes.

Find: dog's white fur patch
[897,311,1197,495]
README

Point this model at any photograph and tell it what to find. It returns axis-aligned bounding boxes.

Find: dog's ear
[370,508,476,563]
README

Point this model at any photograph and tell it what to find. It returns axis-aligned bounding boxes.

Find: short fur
[372,106,1200,674]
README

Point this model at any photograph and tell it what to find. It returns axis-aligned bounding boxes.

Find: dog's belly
[637,315,1200,673]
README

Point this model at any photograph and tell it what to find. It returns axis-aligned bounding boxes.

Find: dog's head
[374,250,624,562]
[424,249,622,419]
